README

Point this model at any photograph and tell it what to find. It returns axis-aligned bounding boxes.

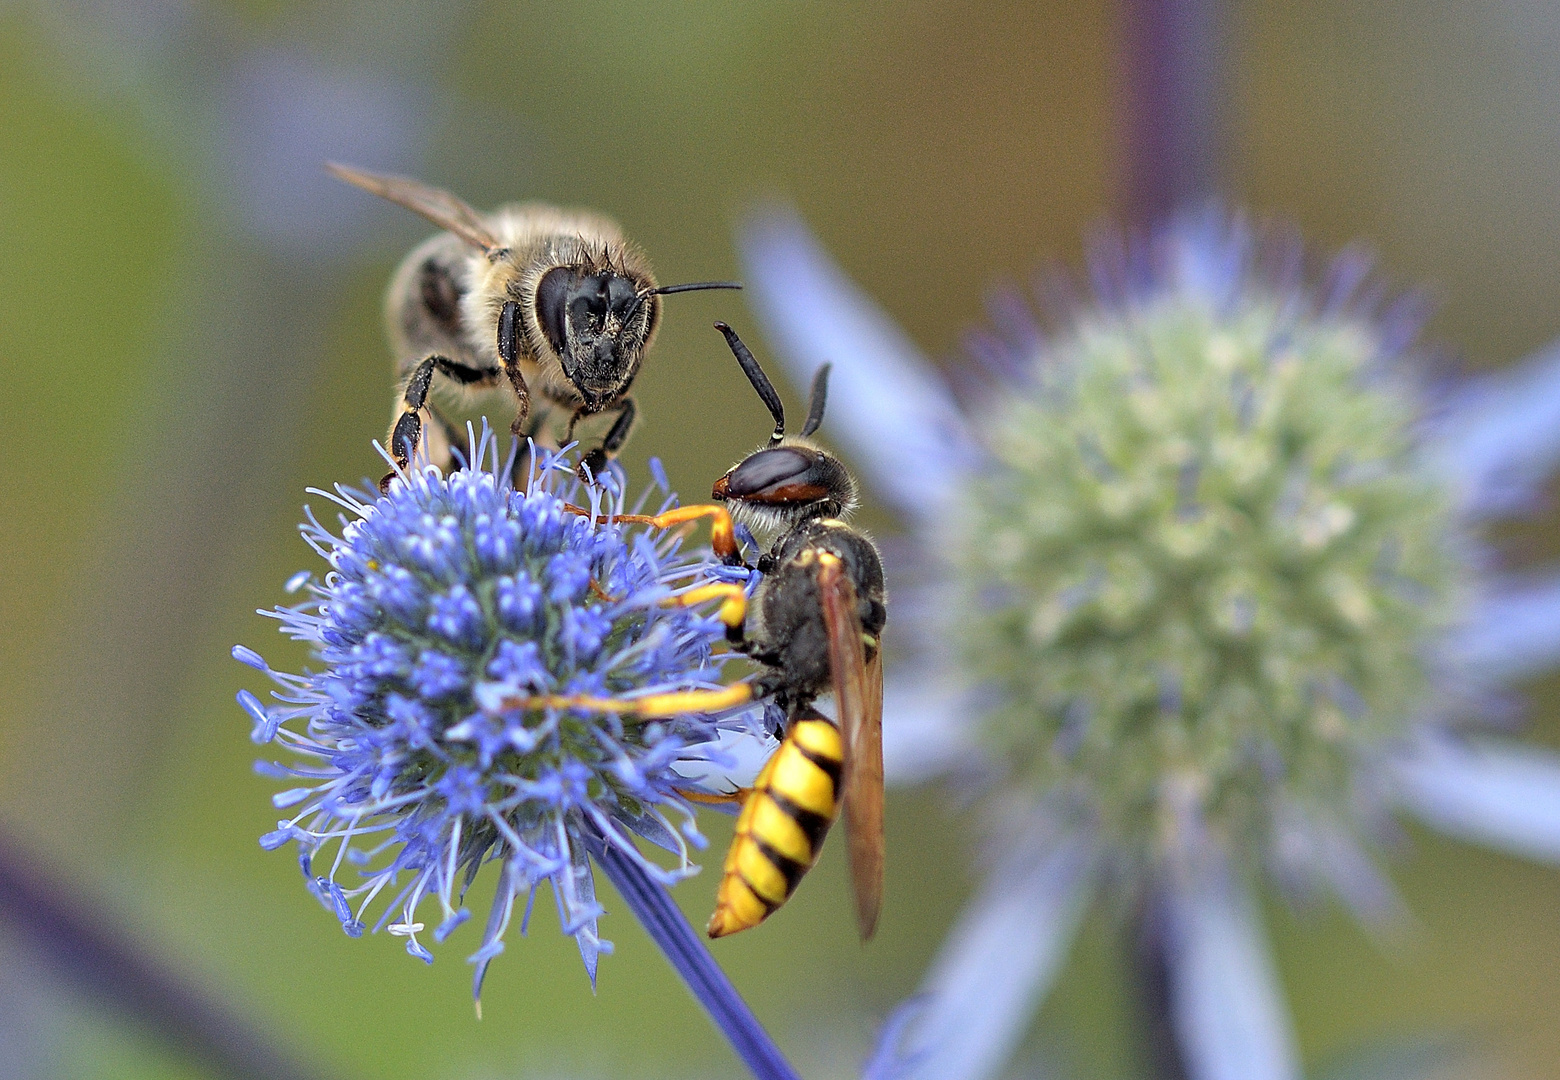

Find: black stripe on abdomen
[765,790,834,853]
[791,741,843,788]
[753,836,810,895]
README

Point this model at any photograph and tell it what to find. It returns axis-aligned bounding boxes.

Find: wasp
[513,323,885,939]
[327,163,739,489]
[695,322,885,940]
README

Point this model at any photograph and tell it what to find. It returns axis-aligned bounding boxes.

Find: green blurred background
[3,1,1560,1077]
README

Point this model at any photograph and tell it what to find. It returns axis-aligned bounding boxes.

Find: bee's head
[709,321,856,533]
[534,267,658,408]
[528,271,743,409]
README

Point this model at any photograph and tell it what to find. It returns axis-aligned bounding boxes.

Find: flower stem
[0,829,336,1080]
[1133,892,1190,1080]
[591,839,803,1080]
[1119,0,1228,224]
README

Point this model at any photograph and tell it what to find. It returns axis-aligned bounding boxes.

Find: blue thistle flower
[234,429,765,1008]
[739,208,1560,1080]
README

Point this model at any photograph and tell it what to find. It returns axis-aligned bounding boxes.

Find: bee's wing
[818,556,884,940]
[327,162,502,254]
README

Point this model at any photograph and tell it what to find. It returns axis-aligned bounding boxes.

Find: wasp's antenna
[800,364,832,438]
[622,280,742,326]
[715,322,787,446]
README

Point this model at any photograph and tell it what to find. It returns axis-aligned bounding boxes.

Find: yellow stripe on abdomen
[706,715,844,938]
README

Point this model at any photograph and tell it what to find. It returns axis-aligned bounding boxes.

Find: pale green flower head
[955,228,1465,865]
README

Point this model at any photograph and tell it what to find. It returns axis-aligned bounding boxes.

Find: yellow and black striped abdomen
[707,713,843,938]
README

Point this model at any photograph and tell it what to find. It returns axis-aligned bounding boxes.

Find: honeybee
[525,322,886,939]
[327,163,740,489]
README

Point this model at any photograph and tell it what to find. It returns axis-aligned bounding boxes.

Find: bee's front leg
[497,300,533,439]
[574,397,638,482]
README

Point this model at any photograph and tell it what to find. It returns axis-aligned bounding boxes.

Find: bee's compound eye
[723,447,827,504]
[535,267,578,357]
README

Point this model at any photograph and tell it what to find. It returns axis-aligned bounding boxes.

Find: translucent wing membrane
[819,554,884,939]
[327,162,502,254]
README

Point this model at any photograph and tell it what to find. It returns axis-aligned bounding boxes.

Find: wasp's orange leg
[664,582,747,631]
[564,503,741,564]
[677,787,749,807]
[495,681,755,720]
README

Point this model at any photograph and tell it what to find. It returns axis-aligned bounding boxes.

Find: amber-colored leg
[585,578,747,625]
[664,582,747,630]
[565,503,740,563]
[677,787,749,807]
[495,681,755,720]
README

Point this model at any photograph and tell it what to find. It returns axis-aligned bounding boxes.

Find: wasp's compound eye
[720,447,829,504]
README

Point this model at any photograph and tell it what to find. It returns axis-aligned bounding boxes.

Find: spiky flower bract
[740,207,1560,1080]
[234,431,755,1002]
[958,225,1464,876]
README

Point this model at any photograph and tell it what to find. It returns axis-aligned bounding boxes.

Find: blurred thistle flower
[740,208,1560,1080]
[233,428,809,1080]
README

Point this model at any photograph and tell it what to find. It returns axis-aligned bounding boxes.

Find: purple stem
[1133,890,1192,1080]
[590,838,803,1080]
[1120,0,1228,224]
[0,830,337,1080]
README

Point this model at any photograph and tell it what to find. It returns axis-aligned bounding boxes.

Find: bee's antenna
[623,280,742,325]
[800,364,831,437]
[715,322,787,446]
[654,280,744,296]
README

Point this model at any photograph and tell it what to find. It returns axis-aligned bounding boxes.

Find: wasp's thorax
[713,437,858,536]
[534,266,658,408]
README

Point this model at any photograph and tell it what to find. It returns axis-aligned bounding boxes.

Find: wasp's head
[534,267,659,408]
[707,321,859,534]
[714,440,858,534]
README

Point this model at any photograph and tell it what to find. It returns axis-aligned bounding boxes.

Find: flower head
[234,430,755,1002]
[740,208,1560,1080]
[955,218,1465,877]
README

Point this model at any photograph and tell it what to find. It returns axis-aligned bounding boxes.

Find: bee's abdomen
[707,713,842,938]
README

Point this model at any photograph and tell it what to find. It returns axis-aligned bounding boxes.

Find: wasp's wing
[327,162,501,254]
[818,555,884,940]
